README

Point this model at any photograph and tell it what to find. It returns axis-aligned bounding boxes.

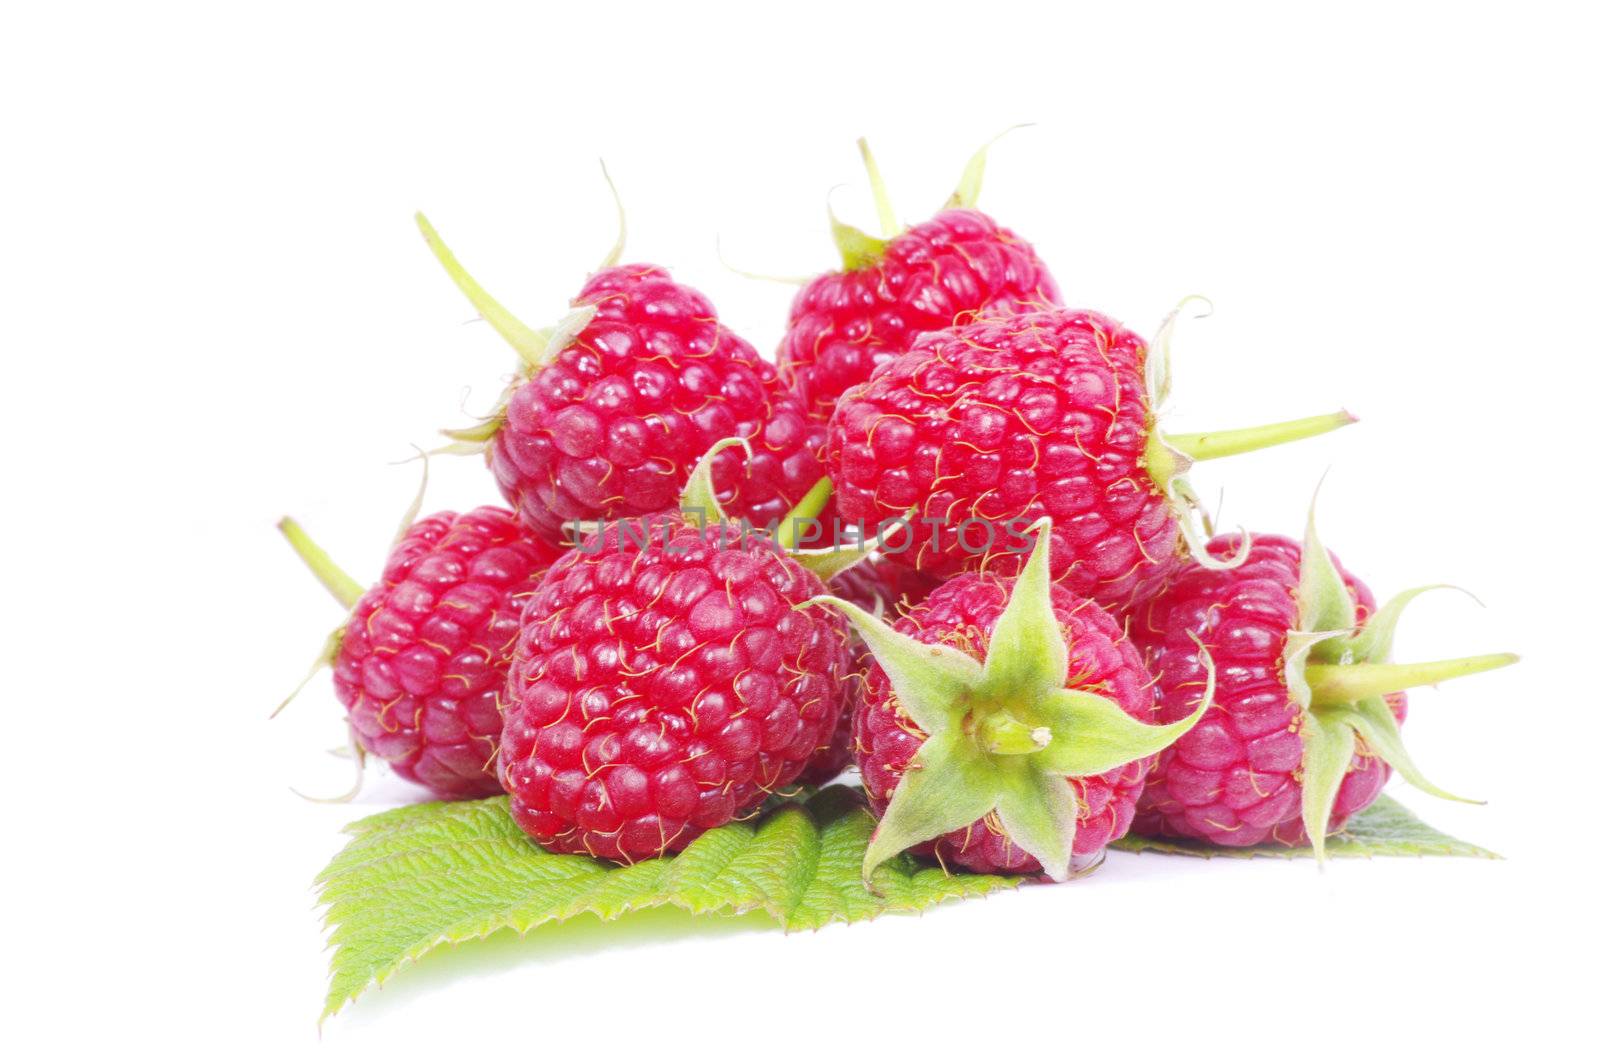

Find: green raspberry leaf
[315,786,1017,1021]
[1110,794,1500,860]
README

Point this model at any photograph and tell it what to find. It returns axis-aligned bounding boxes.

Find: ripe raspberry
[1130,510,1516,856]
[828,305,1355,610]
[280,507,562,800]
[417,215,826,542]
[498,442,852,861]
[812,520,1214,882]
[775,140,1059,419]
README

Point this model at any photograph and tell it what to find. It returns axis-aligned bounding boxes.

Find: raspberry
[1129,511,1516,856]
[498,442,852,861]
[280,507,562,800]
[828,306,1355,610]
[417,216,826,542]
[812,520,1214,882]
[775,140,1059,420]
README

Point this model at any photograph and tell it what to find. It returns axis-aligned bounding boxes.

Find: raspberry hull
[777,208,1059,419]
[333,507,563,799]
[499,516,850,861]
[854,575,1157,870]
[1130,534,1403,845]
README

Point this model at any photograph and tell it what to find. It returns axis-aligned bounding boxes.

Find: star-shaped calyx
[1284,500,1518,859]
[805,521,1217,883]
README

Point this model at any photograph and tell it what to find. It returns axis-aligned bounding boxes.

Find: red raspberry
[498,514,851,862]
[828,308,1354,610]
[813,521,1213,882]
[778,207,1059,419]
[282,507,563,799]
[1130,526,1516,854]
[418,218,826,542]
[853,575,1157,872]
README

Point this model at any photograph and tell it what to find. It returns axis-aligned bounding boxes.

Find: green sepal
[1297,709,1359,862]
[1296,497,1358,644]
[1329,700,1481,805]
[439,418,502,446]
[1033,661,1214,777]
[1333,584,1469,665]
[830,205,888,271]
[855,138,901,237]
[861,727,1004,884]
[678,437,748,528]
[945,124,1032,209]
[797,595,980,735]
[415,211,550,368]
[272,627,345,719]
[975,517,1066,698]
[993,764,1078,883]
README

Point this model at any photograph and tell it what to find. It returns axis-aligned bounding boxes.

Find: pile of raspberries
[282,140,1512,881]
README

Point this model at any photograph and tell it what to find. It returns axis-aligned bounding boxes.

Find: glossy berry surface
[1130,534,1405,846]
[853,573,1156,871]
[795,641,865,786]
[333,507,563,799]
[499,516,850,861]
[489,264,826,540]
[777,209,1059,419]
[829,309,1179,609]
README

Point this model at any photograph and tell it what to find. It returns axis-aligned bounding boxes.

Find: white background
[5,2,1596,1055]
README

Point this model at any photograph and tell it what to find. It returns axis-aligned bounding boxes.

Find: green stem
[975,711,1052,755]
[856,138,901,237]
[774,477,834,552]
[1306,653,1518,702]
[279,518,364,609]
[1164,410,1357,463]
[414,212,548,367]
